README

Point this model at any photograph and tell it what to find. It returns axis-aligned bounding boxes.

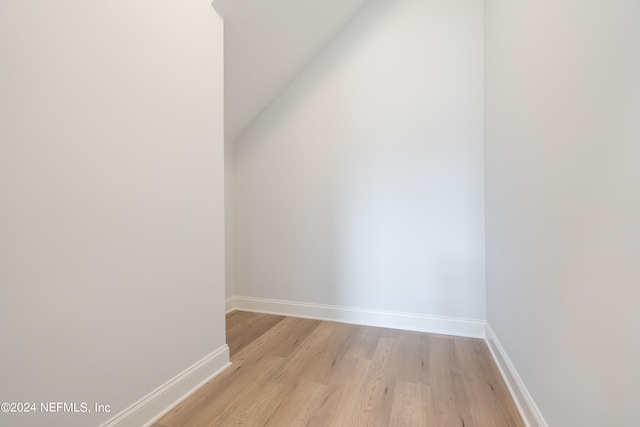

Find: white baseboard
[225,296,237,314]
[485,323,548,427]
[227,296,485,338]
[100,345,231,427]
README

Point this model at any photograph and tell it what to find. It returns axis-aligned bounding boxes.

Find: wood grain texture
[155,311,524,427]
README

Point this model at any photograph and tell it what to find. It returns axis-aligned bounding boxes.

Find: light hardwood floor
[154,311,524,427]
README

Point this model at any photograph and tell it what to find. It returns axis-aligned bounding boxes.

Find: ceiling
[213,0,372,141]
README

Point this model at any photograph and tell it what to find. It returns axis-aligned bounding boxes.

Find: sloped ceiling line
[213,0,373,141]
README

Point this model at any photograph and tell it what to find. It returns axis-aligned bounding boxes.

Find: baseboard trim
[99,345,230,427]
[225,296,237,314]
[485,323,548,427]
[228,296,485,338]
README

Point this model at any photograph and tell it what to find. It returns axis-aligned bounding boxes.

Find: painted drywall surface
[0,2,225,426]
[217,0,373,141]
[485,1,640,425]
[225,140,235,299]
[234,0,485,320]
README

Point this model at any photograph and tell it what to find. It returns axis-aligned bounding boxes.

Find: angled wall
[217,0,373,141]
[233,0,485,330]
[0,1,226,426]
[485,1,640,425]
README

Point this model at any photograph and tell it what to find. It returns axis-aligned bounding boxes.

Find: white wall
[485,1,640,426]
[233,0,485,321]
[225,140,235,300]
[0,2,226,426]
[218,0,373,141]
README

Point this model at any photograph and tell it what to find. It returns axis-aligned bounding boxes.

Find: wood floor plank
[259,316,321,358]
[161,353,286,426]
[348,337,396,426]
[262,380,327,427]
[395,331,432,386]
[472,409,522,427]
[344,325,384,360]
[157,311,525,427]
[303,322,362,385]
[225,311,286,355]
[389,381,430,427]
[324,357,372,427]
[457,338,523,425]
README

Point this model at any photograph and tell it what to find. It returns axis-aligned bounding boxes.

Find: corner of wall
[485,323,548,427]
[100,346,230,427]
